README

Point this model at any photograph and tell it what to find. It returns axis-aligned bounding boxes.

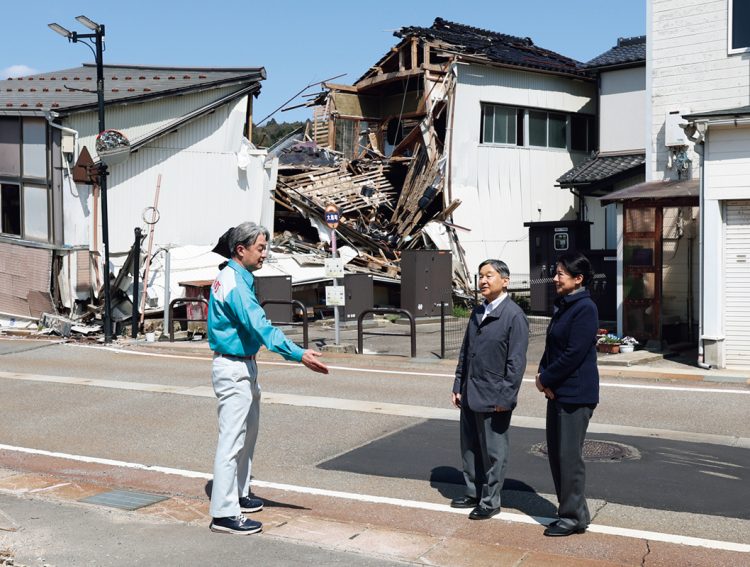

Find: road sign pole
[324,203,342,347]
[331,228,340,346]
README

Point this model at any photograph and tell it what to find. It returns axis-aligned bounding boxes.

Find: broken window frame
[0,117,51,242]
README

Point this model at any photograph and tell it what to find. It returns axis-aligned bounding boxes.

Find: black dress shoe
[450,496,478,509]
[543,521,586,537]
[468,505,500,520]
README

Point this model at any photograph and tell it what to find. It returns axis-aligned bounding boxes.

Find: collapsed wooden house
[272,17,597,296]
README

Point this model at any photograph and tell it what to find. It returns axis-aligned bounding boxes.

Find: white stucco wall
[600,67,646,152]
[449,64,596,281]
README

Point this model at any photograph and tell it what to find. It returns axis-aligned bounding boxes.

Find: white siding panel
[458,64,595,114]
[92,97,264,253]
[705,127,750,200]
[67,85,242,155]
[648,0,749,182]
[723,201,750,368]
[450,64,594,281]
[600,68,646,152]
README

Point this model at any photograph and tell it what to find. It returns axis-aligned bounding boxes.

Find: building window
[1,183,21,236]
[548,113,567,148]
[0,117,50,241]
[529,111,567,149]
[0,118,21,176]
[481,104,522,145]
[570,114,597,153]
[480,104,595,152]
[22,119,47,178]
[730,0,750,53]
[23,184,49,241]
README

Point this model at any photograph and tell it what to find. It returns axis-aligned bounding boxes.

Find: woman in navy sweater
[535,252,599,537]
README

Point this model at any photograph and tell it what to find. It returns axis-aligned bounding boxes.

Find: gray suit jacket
[453,298,529,412]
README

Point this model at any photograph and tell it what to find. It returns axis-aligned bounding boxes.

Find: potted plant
[597,333,621,354]
[619,336,639,353]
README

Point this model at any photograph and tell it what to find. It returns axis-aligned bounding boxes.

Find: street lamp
[49,16,114,343]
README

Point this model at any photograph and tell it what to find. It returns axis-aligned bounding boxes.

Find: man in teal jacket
[207,222,328,535]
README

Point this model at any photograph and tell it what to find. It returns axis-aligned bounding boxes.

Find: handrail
[260,299,309,349]
[357,308,416,358]
[168,297,208,342]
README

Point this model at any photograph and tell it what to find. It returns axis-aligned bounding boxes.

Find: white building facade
[649,0,750,368]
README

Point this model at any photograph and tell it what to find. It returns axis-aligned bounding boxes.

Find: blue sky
[2,1,644,123]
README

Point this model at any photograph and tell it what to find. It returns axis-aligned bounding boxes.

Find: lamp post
[49,16,113,342]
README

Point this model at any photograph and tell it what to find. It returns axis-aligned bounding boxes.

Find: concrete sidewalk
[2,452,747,567]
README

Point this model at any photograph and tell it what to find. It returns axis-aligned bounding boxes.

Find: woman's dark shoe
[543,521,586,537]
[468,505,500,520]
[450,496,478,509]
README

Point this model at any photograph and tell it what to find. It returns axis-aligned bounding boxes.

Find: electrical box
[343,273,374,322]
[665,111,688,147]
[400,250,453,318]
[254,275,293,323]
[61,134,76,155]
[524,221,592,315]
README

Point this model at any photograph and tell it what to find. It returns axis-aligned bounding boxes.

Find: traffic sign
[324,204,340,229]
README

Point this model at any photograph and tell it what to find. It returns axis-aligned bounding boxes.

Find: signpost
[324,204,342,345]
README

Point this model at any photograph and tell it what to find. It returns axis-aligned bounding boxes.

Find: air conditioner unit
[665,111,688,147]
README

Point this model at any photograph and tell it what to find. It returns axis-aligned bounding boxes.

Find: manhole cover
[530,440,640,462]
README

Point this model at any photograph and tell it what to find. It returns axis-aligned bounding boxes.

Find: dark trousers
[459,406,511,510]
[546,399,594,528]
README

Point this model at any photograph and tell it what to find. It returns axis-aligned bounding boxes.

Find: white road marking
[85,345,750,394]
[1,370,748,448]
[0,443,747,553]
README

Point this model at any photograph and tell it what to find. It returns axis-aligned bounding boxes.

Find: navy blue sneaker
[239,495,264,513]
[210,515,262,535]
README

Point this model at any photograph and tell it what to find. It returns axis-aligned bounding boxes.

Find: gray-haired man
[451,259,528,519]
[207,222,328,535]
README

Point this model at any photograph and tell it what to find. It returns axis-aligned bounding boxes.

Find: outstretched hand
[301,350,329,374]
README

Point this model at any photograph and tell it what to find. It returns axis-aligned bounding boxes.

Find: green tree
[252,119,306,147]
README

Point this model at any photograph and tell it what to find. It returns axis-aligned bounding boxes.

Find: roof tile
[393,17,586,78]
[0,64,266,114]
[584,36,646,69]
[558,152,645,185]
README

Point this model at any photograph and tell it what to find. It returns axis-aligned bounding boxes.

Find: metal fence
[440,289,550,357]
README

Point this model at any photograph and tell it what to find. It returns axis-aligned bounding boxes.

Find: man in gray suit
[451,259,529,519]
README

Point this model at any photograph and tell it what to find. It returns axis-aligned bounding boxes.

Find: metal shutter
[724,201,750,368]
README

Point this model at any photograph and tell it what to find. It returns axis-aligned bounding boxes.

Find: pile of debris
[268,67,472,295]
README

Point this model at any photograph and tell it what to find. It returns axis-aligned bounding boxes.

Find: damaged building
[0,64,270,332]
[2,18,602,336]
[273,17,598,302]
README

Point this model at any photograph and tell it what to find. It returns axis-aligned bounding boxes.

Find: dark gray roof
[557,152,646,186]
[584,36,646,70]
[600,178,699,204]
[0,64,265,115]
[393,18,587,78]
[684,105,750,119]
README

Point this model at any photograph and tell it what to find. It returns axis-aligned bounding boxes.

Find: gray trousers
[545,400,594,528]
[459,406,512,510]
[209,355,261,518]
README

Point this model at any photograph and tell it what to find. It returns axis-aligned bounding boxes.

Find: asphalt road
[0,337,749,565]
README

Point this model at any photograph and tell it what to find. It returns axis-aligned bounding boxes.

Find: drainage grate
[530,440,640,462]
[79,489,169,510]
